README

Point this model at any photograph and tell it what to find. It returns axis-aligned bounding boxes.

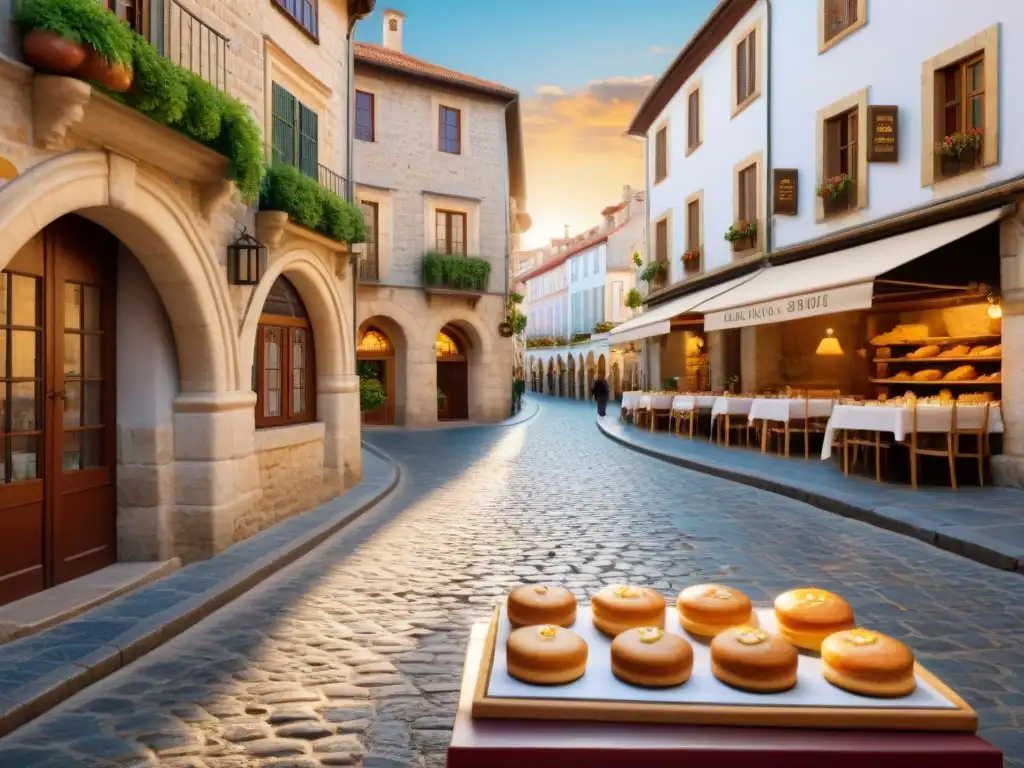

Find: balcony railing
[359,257,379,282]
[318,164,346,197]
[165,0,229,92]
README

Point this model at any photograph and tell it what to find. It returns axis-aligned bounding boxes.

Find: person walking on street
[591,375,610,418]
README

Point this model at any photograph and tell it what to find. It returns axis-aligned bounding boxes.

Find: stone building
[352,9,529,426]
[0,0,371,606]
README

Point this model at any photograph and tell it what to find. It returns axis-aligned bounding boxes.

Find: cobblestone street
[0,397,1022,768]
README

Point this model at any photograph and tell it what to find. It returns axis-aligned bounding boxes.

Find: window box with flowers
[639,260,668,289]
[817,173,855,216]
[936,128,983,178]
[724,220,757,252]
[681,248,701,274]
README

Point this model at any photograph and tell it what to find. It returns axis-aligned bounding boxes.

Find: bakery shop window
[254,276,316,429]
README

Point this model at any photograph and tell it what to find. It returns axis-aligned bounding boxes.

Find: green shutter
[272,83,297,167]
[299,104,318,180]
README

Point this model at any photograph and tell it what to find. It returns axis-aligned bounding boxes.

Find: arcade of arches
[526,348,639,401]
[0,149,361,608]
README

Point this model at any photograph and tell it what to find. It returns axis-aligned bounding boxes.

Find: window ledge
[255,421,325,453]
[256,210,354,260]
[685,141,702,158]
[819,19,867,54]
[731,90,761,120]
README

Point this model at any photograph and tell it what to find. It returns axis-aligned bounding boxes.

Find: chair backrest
[953,401,991,433]
[911,399,957,438]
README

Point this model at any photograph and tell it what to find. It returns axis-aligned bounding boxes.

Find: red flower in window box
[935,128,983,158]
[681,249,700,264]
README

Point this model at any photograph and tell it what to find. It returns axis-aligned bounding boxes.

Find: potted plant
[724,220,758,252]
[726,374,740,394]
[639,260,667,286]
[437,388,447,413]
[817,173,855,214]
[681,249,701,271]
[632,250,643,268]
[359,377,386,422]
[935,128,983,175]
[626,287,643,315]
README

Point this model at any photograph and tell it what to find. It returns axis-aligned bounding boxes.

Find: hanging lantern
[227,229,267,285]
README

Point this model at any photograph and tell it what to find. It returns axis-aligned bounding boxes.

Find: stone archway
[546,358,555,395]
[556,355,566,397]
[567,354,576,399]
[577,354,585,400]
[357,321,405,426]
[585,351,596,400]
[436,324,470,420]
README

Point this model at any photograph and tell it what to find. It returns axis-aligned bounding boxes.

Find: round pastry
[506,624,588,685]
[507,585,577,628]
[711,626,799,693]
[774,588,855,651]
[591,585,666,637]
[821,628,916,698]
[611,627,693,688]
[677,584,756,637]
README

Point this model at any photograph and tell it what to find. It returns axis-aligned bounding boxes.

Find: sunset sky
[354,0,720,249]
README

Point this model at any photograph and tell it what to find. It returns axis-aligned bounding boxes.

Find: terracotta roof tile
[354,43,518,99]
[518,222,630,283]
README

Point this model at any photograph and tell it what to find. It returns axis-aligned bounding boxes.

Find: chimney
[383,8,405,52]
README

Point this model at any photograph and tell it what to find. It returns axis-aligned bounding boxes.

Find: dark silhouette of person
[591,376,610,418]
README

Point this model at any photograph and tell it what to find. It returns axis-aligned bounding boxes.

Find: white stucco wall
[524,262,568,337]
[647,1,768,279]
[569,243,608,334]
[771,1,1024,249]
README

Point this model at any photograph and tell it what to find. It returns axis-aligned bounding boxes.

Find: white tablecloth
[671,395,718,411]
[821,404,1004,460]
[711,397,755,418]
[620,391,642,410]
[748,398,835,426]
[639,394,676,411]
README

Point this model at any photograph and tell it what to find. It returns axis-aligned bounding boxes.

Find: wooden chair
[649,403,673,433]
[843,429,890,482]
[909,400,957,490]
[634,402,651,429]
[670,403,698,438]
[767,391,838,459]
[712,412,756,447]
[952,402,991,486]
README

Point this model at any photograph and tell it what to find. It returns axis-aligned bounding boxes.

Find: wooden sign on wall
[868,106,899,162]
[772,168,798,216]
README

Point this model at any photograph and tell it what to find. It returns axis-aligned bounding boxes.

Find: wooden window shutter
[825,117,842,177]
[656,219,668,263]
[688,90,699,147]
[298,103,319,180]
[736,38,747,102]
[272,83,297,167]
[747,31,756,96]
[687,200,699,251]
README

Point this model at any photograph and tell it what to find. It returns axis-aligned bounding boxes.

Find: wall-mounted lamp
[227,229,267,286]
[987,292,1002,319]
[815,328,844,356]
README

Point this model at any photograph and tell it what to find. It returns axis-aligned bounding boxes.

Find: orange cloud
[519,76,652,248]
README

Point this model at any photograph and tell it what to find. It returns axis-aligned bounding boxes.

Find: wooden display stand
[448,621,1003,768]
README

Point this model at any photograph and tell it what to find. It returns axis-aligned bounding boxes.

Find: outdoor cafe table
[820,403,1005,461]
[620,391,641,417]
[638,393,676,430]
[748,397,836,455]
[447,621,1002,768]
[709,397,755,446]
[670,394,718,437]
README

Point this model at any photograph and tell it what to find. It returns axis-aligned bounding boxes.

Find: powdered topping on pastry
[637,627,665,644]
[533,585,549,594]
[614,586,641,598]
[840,629,879,647]
[793,589,828,606]
[705,587,734,600]
[538,625,557,640]
[736,627,769,645]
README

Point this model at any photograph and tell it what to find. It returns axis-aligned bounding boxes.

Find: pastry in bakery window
[911,369,943,382]
[611,627,694,688]
[943,365,978,382]
[821,629,916,698]
[979,344,1002,357]
[968,345,989,356]
[506,624,588,685]
[937,345,970,358]
[507,585,577,628]
[676,584,756,638]
[891,371,912,381]
[774,588,855,651]
[908,345,941,359]
[710,626,799,693]
[591,585,666,637]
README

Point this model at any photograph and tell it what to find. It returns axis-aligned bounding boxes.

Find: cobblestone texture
[0,398,1022,767]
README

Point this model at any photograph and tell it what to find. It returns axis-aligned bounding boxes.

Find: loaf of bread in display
[911,369,943,382]
[908,345,941,359]
[938,345,970,358]
[943,365,978,382]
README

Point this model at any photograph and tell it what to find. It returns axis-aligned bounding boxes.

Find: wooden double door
[437,361,468,421]
[0,216,117,606]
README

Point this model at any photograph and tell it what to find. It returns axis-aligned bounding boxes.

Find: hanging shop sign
[772,168,798,216]
[867,106,899,163]
[703,282,874,332]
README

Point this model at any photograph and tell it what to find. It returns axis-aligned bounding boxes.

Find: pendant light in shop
[815,328,844,356]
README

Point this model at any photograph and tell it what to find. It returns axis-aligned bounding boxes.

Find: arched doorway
[252,277,316,429]
[357,326,395,425]
[546,359,555,396]
[611,362,622,399]
[556,356,566,397]
[436,325,469,420]
[0,215,117,603]
[577,355,585,400]
[598,354,607,378]
[567,355,576,399]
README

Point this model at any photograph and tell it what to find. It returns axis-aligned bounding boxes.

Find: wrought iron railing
[317,165,346,198]
[359,257,379,282]
[165,0,229,92]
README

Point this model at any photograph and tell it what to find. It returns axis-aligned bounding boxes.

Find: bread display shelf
[869,379,1001,386]
[870,335,1000,347]
[472,606,976,732]
[873,357,1001,364]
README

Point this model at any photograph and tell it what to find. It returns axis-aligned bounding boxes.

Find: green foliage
[129,39,187,124]
[509,308,527,335]
[508,291,524,305]
[663,377,679,390]
[14,0,266,204]
[571,332,591,344]
[632,250,643,268]
[262,164,322,229]
[639,261,667,284]
[360,378,386,412]
[422,252,492,291]
[724,219,757,243]
[437,388,447,405]
[177,73,222,143]
[626,287,643,310]
[216,97,265,205]
[320,187,366,244]
[594,321,616,333]
[526,336,556,348]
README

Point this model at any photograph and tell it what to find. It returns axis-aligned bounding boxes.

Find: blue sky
[355,0,721,247]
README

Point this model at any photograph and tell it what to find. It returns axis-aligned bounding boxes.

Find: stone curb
[597,418,1024,574]
[362,396,540,432]
[0,444,402,738]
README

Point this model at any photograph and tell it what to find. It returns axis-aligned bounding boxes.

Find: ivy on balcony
[423,252,492,292]
[260,164,366,244]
